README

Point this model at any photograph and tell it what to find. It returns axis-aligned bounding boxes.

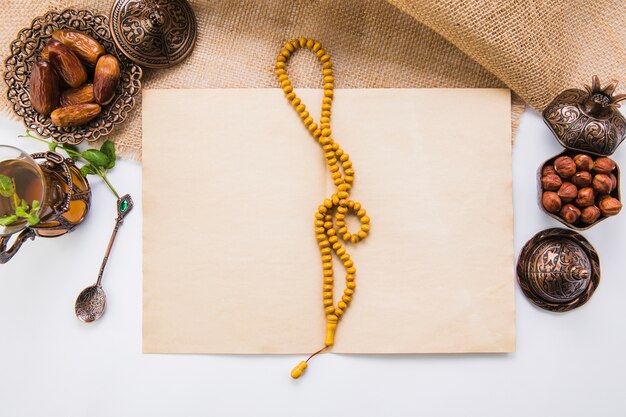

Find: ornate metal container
[517,228,600,312]
[543,76,626,156]
[110,0,197,69]
[537,150,621,231]
[539,76,624,230]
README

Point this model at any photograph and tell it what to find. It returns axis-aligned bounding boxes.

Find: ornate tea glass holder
[0,145,91,263]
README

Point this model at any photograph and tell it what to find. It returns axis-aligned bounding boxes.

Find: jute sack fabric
[1,0,624,160]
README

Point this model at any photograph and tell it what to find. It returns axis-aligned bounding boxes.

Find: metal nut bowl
[537,150,621,230]
[3,8,142,145]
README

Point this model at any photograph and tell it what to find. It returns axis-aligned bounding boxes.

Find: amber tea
[0,158,45,235]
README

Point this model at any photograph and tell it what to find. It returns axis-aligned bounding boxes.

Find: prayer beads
[276,38,370,379]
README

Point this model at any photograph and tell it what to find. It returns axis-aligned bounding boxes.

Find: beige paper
[142,88,514,354]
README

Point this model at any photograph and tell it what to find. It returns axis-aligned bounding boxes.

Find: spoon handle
[96,194,133,287]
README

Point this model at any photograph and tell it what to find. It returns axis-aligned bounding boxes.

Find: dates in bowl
[539,150,621,230]
[4,8,142,145]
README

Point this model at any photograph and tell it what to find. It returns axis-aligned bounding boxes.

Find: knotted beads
[276,38,370,373]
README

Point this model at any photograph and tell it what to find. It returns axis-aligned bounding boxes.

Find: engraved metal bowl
[3,8,142,145]
[537,150,621,230]
[517,228,600,312]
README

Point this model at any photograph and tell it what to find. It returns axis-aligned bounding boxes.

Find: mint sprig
[0,174,40,227]
[19,130,119,199]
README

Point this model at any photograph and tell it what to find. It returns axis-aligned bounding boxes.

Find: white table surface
[0,108,624,417]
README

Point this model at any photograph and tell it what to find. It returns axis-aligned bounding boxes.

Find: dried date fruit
[60,83,95,107]
[29,61,59,114]
[50,103,101,127]
[47,40,87,88]
[93,55,121,106]
[41,46,49,61]
[51,30,105,66]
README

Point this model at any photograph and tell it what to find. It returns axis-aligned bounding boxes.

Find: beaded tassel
[276,38,371,379]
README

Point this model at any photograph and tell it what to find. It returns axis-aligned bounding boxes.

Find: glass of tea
[0,145,91,263]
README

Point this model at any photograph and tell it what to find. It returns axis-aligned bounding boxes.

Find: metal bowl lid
[110,0,197,69]
[543,76,626,156]
[517,228,600,312]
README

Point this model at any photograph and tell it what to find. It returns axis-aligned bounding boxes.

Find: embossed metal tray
[3,8,143,145]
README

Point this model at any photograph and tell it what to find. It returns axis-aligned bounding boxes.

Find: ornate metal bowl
[537,150,621,231]
[3,8,142,145]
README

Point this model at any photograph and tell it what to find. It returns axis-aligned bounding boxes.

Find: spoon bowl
[75,285,107,323]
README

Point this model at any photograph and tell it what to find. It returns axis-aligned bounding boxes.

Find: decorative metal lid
[517,228,600,312]
[110,0,197,69]
[543,76,626,156]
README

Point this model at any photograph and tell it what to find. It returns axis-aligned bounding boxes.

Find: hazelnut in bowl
[3,8,142,145]
[539,151,621,230]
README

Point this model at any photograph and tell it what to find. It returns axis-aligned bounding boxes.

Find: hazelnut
[592,174,612,194]
[557,182,578,202]
[599,195,622,216]
[573,154,594,171]
[571,171,593,188]
[554,156,577,178]
[542,165,557,176]
[560,204,581,224]
[609,173,618,192]
[575,187,595,207]
[580,205,601,225]
[593,157,616,174]
[541,173,562,191]
[542,191,562,213]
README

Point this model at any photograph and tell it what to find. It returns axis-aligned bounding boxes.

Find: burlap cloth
[1,0,624,160]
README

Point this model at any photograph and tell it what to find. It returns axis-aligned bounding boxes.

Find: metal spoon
[75,194,133,323]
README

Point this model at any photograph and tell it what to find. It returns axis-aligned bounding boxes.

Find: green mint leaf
[15,205,28,218]
[31,200,40,212]
[19,199,27,210]
[0,175,15,197]
[27,213,40,226]
[81,149,110,168]
[100,141,116,169]
[48,142,58,151]
[0,214,18,226]
[80,164,98,176]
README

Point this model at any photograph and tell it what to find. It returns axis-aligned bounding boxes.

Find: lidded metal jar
[543,76,626,156]
[517,228,600,312]
[110,0,197,69]
[539,76,625,229]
